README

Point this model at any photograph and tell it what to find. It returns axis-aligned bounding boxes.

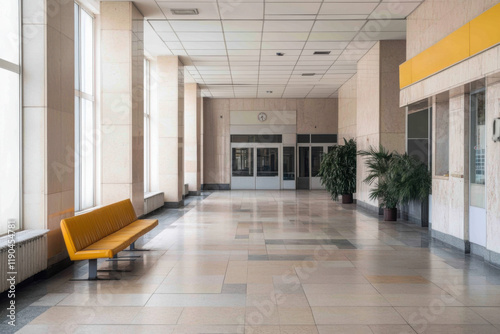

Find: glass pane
[299,147,309,177]
[0,0,20,65]
[311,134,337,143]
[408,139,429,165]
[231,135,253,143]
[80,99,94,210]
[283,147,295,181]
[470,90,486,208]
[80,9,93,95]
[255,134,282,143]
[257,148,279,177]
[232,148,254,177]
[311,147,324,177]
[408,109,429,139]
[144,115,149,192]
[435,95,449,176]
[0,68,20,234]
[297,134,310,143]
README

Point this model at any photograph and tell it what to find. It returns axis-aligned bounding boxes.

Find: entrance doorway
[297,135,337,190]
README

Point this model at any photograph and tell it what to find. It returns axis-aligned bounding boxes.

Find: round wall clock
[258,112,267,122]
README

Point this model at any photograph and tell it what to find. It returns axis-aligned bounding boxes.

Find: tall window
[74,3,95,211]
[144,58,150,192]
[0,0,21,234]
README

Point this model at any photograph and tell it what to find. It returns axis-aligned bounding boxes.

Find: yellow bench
[60,199,158,280]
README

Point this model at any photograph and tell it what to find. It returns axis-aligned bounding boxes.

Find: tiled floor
[6,191,500,333]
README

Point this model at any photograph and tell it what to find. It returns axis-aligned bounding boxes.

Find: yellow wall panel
[411,24,470,83]
[470,4,500,56]
[399,59,412,89]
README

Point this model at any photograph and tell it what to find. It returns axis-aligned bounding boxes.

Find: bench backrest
[60,199,137,255]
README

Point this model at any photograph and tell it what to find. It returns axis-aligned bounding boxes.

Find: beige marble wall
[380,40,407,153]
[22,0,75,263]
[356,43,381,208]
[157,56,184,203]
[338,74,357,142]
[184,83,202,193]
[100,2,144,216]
[203,98,338,185]
[407,0,499,59]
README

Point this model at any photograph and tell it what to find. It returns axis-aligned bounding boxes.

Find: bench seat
[60,199,159,279]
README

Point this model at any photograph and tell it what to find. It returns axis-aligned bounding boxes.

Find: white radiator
[0,229,48,293]
[144,192,164,215]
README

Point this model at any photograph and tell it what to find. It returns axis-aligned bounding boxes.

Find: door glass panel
[299,147,309,177]
[257,148,279,177]
[283,147,295,180]
[232,148,254,177]
[470,90,486,208]
[311,147,324,177]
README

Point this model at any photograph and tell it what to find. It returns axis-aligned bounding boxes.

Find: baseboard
[202,184,230,190]
[431,229,470,253]
[189,190,201,196]
[164,200,185,208]
[470,242,500,268]
[356,200,380,215]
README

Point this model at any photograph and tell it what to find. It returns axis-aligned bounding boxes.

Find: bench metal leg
[123,241,150,252]
[89,259,97,280]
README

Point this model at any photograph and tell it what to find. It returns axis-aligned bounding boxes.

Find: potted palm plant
[318,138,356,204]
[359,146,431,221]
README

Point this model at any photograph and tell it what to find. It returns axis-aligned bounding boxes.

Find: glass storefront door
[297,146,310,189]
[256,147,280,189]
[469,88,487,247]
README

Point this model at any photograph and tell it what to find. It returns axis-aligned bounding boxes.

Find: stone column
[157,56,184,206]
[22,0,75,265]
[184,83,202,195]
[100,2,144,215]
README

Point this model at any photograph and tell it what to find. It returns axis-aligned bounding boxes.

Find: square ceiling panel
[219,2,264,19]
[265,3,321,15]
[319,2,379,15]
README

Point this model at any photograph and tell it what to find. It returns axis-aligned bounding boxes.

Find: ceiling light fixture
[266,91,273,93]
[302,73,316,76]
[313,51,331,55]
[276,52,285,56]
[170,8,199,15]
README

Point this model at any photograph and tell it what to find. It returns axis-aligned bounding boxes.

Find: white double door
[231,143,281,190]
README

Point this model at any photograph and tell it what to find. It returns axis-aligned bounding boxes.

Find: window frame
[144,58,151,193]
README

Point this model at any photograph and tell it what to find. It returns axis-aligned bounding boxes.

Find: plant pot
[384,208,397,221]
[341,194,353,204]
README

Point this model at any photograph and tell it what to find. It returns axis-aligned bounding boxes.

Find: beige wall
[338,74,357,142]
[203,98,338,185]
[355,41,406,210]
[22,0,75,264]
[356,44,381,208]
[407,0,499,59]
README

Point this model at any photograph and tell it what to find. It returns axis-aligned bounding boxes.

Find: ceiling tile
[265,3,321,15]
[222,20,263,32]
[169,20,222,32]
[308,32,357,41]
[224,32,262,42]
[219,3,264,19]
[369,2,421,19]
[157,32,179,42]
[263,20,314,32]
[182,41,226,49]
[187,50,227,55]
[361,19,406,32]
[304,41,350,49]
[261,41,305,49]
[226,41,261,49]
[262,32,309,42]
[176,32,224,41]
[149,20,173,32]
[319,2,379,15]
[312,20,366,32]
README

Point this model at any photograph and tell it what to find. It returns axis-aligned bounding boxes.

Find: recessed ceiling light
[313,51,331,55]
[276,52,285,56]
[266,91,273,93]
[171,8,199,15]
[302,73,316,76]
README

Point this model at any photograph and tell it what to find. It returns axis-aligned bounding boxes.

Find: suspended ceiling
[126,0,424,98]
